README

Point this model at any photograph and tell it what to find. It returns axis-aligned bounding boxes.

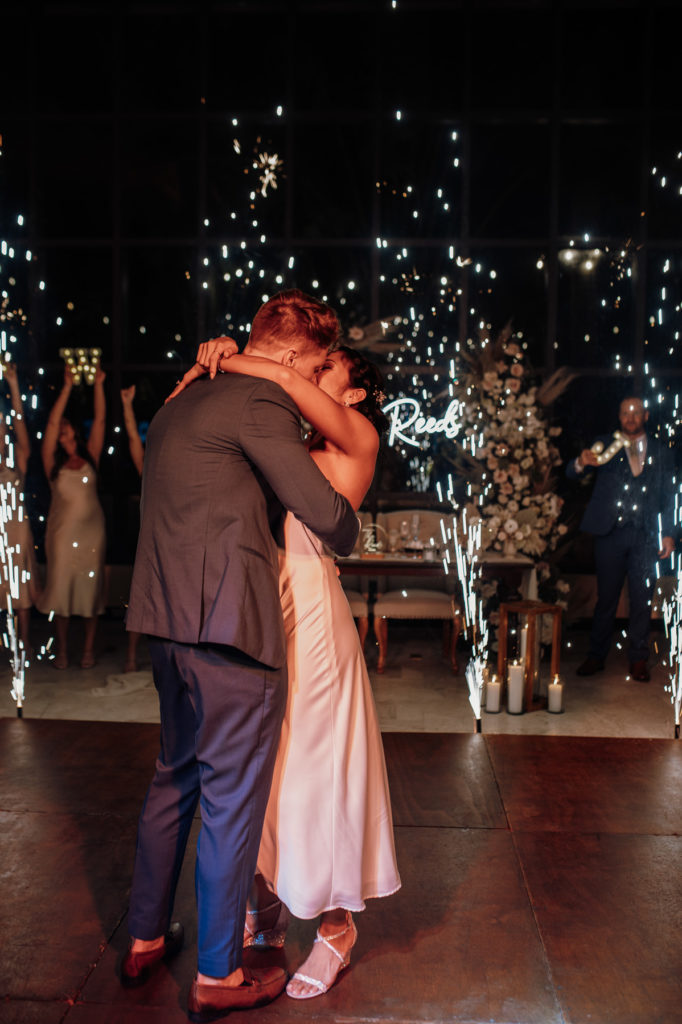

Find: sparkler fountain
[0,361,30,718]
[662,552,682,739]
[0,208,43,716]
[444,506,489,733]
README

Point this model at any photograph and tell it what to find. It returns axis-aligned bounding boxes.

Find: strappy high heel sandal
[243,898,288,950]
[286,911,357,999]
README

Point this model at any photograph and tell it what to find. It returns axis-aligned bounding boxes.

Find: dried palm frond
[536,367,578,406]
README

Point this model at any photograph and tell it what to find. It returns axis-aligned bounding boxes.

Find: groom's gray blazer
[126,372,359,668]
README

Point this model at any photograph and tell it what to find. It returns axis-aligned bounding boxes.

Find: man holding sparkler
[567,396,675,682]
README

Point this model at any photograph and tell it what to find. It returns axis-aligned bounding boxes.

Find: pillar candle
[519,625,528,664]
[548,674,563,713]
[485,674,501,713]
[480,665,489,707]
[507,662,524,714]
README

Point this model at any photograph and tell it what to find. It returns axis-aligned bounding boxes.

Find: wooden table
[337,554,446,578]
[339,553,537,598]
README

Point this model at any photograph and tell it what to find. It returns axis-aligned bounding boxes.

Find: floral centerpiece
[437,323,574,642]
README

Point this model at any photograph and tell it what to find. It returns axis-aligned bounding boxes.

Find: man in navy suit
[121,291,359,1018]
[567,397,675,682]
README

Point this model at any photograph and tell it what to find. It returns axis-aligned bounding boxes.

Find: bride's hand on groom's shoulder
[164,337,238,404]
[165,363,206,404]
[196,336,239,378]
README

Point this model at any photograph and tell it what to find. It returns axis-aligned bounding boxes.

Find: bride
[171,339,401,1000]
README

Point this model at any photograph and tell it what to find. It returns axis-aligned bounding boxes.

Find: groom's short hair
[249,289,340,354]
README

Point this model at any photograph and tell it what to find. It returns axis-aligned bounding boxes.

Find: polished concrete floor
[1,612,677,738]
[2,615,681,1024]
[1,719,680,1024]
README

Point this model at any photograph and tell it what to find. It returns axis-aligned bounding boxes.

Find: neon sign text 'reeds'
[382,397,464,448]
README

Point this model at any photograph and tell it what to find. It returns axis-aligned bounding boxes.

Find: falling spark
[662,556,682,737]
[253,152,283,197]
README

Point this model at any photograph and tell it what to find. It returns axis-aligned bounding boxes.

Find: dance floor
[1,718,680,1024]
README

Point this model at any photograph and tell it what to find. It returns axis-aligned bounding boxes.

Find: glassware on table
[404,513,424,557]
[424,537,438,561]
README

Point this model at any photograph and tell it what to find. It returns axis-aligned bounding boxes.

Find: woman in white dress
[173,341,401,1000]
[39,365,107,668]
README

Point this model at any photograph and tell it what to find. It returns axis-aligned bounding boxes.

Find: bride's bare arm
[165,337,378,461]
[220,354,378,458]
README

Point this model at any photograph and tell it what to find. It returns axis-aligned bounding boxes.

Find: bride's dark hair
[335,345,389,436]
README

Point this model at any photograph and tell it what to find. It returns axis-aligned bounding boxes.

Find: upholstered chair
[372,510,462,674]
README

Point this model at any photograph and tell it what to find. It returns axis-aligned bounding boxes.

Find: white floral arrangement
[444,325,569,561]
[445,326,573,565]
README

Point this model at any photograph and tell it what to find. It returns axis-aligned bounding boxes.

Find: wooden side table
[497,600,562,713]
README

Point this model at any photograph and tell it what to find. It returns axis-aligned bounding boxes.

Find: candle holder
[497,600,562,714]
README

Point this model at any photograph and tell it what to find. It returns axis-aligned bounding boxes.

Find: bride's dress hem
[257,880,403,922]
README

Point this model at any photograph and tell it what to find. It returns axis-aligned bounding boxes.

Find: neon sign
[382,397,464,448]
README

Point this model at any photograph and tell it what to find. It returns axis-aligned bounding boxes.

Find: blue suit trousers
[127,638,286,977]
[590,524,655,663]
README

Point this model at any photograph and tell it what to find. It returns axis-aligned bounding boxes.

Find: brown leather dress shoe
[188,966,288,1021]
[630,659,650,682]
[120,922,184,987]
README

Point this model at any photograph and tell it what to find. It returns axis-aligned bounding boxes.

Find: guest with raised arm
[38,365,107,669]
[120,384,145,477]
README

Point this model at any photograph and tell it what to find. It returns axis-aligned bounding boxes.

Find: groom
[122,290,359,1019]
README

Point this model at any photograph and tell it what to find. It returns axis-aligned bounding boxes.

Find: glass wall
[2,0,681,555]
